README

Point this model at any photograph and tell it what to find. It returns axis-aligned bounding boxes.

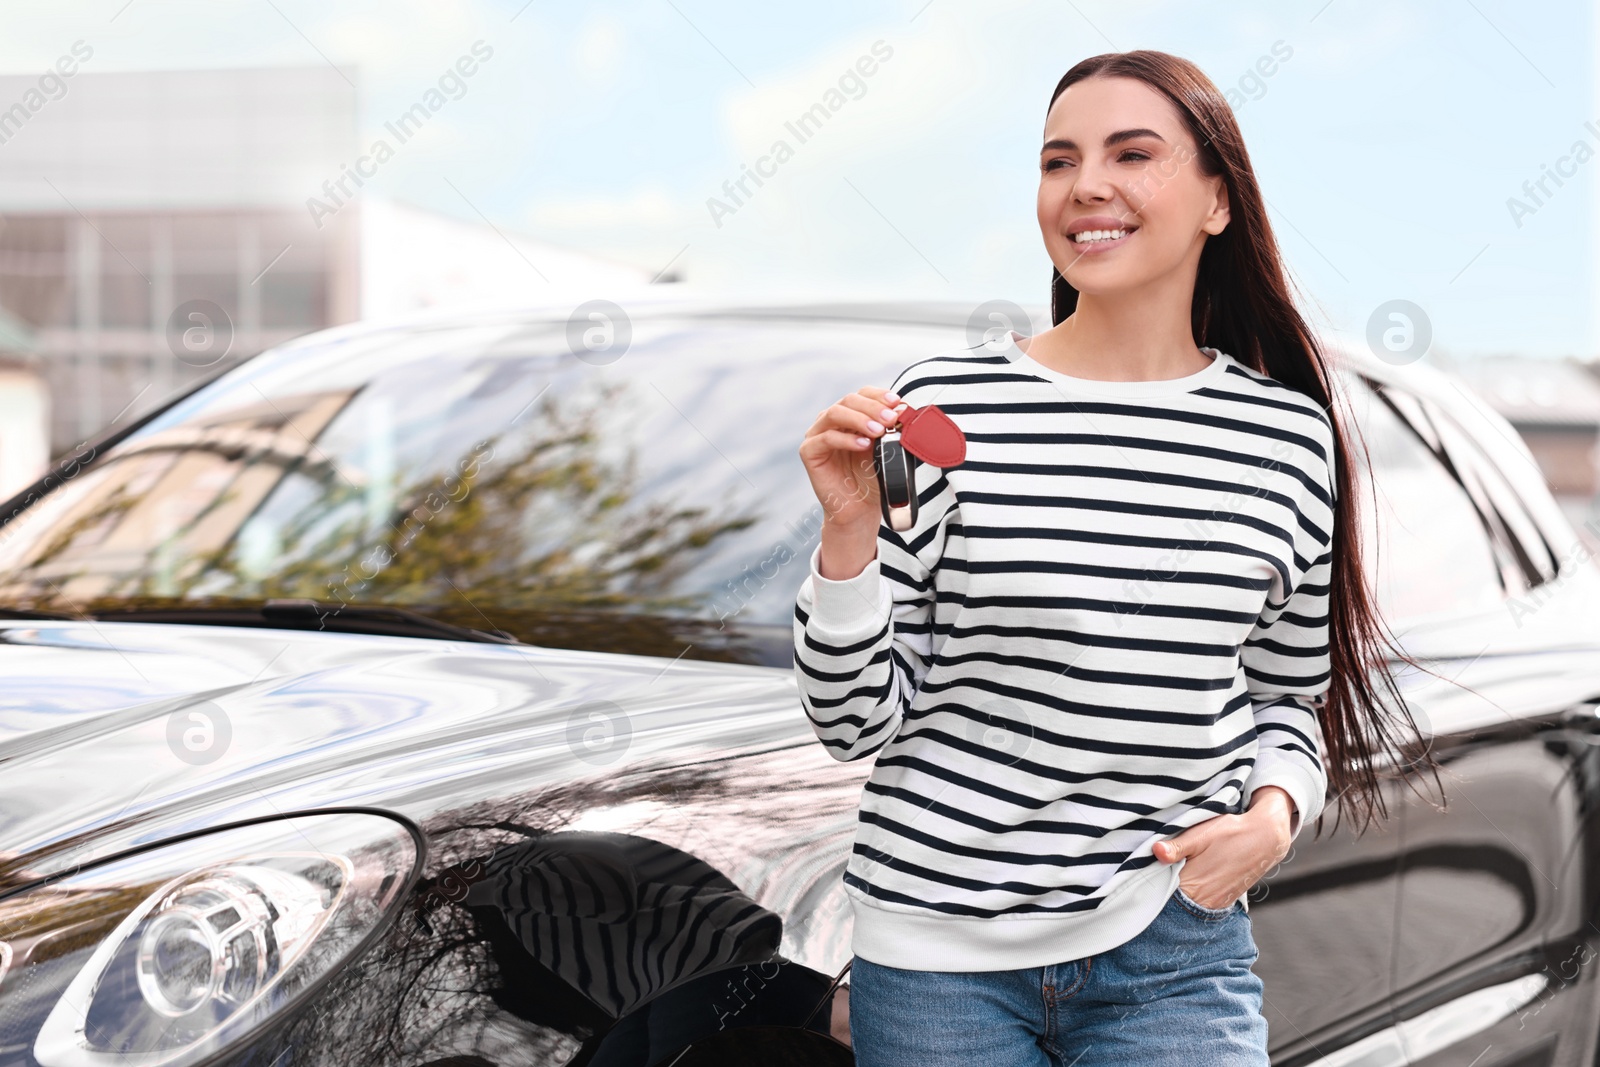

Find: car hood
[0,620,843,891]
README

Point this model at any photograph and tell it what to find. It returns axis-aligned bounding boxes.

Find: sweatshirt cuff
[802,542,891,640]
[1242,754,1323,842]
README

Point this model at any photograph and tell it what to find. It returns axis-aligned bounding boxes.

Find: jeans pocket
[1174,885,1238,921]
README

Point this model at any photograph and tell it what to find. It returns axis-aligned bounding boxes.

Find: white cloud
[720,27,982,174]
[575,13,624,86]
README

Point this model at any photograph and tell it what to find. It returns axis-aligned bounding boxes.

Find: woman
[791,50,1430,1065]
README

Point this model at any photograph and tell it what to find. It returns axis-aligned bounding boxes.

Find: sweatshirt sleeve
[792,419,959,762]
[1239,412,1338,841]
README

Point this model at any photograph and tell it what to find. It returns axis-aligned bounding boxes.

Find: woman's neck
[1023,297,1212,383]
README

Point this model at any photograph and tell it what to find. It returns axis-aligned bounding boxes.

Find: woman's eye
[1042,151,1149,171]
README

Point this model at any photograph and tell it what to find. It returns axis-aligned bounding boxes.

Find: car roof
[272,288,1046,344]
[276,290,1478,411]
[263,290,1570,547]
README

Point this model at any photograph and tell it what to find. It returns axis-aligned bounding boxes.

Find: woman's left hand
[1152,786,1296,910]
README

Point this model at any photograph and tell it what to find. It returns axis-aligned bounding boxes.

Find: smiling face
[1037,75,1230,298]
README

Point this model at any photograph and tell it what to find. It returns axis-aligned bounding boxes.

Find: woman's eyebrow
[1040,128,1167,153]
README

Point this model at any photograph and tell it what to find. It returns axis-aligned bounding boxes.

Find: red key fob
[873,403,965,532]
[895,403,967,467]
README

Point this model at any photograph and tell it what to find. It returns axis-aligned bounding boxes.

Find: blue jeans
[848,887,1269,1066]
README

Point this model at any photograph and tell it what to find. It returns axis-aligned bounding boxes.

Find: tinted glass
[0,314,968,666]
[1421,395,1560,592]
[1345,376,1507,621]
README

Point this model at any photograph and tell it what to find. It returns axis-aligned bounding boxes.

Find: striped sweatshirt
[792,331,1336,972]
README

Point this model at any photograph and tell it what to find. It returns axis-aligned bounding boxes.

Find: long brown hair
[1045,51,1441,835]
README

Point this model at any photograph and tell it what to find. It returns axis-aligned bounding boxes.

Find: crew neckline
[996,330,1232,397]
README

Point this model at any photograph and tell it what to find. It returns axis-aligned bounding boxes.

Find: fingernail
[855,437,870,447]
[885,391,900,403]
[867,420,884,434]
[878,408,896,422]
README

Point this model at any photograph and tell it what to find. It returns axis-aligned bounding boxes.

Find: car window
[1415,395,1561,591]
[1345,376,1508,621]
[0,316,969,666]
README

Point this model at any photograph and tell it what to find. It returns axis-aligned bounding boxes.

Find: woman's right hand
[798,386,905,573]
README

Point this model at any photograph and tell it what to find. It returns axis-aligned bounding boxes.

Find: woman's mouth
[1069,227,1136,253]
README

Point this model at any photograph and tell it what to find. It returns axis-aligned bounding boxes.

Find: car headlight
[0,810,421,1067]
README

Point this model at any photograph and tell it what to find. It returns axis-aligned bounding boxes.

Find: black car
[0,296,1597,1067]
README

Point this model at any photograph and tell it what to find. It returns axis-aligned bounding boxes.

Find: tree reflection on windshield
[0,371,771,664]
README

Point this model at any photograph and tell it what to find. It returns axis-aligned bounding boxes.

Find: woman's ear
[1205,176,1231,236]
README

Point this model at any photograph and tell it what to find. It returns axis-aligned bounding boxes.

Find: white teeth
[1072,228,1131,244]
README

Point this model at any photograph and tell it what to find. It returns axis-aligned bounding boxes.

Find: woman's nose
[1071,157,1117,203]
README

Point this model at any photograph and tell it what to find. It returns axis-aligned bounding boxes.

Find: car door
[1250,775,1410,1063]
[1363,380,1595,1067]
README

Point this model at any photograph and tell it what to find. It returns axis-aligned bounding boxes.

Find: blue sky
[1,0,1594,359]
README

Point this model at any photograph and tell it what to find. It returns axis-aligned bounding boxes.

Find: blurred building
[0,306,47,499]
[0,66,650,470]
[0,67,359,459]
[1447,354,1600,544]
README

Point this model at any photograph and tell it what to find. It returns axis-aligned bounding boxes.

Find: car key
[873,401,967,532]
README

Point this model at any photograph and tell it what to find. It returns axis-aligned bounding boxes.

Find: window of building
[261,271,324,329]
[170,213,240,331]
[0,214,70,329]
[97,215,152,330]
[257,213,329,331]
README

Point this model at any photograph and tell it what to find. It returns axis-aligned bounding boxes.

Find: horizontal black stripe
[930,618,1243,657]
[957,456,1311,516]
[946,592,1262,626]
[1245,634,1328,658]
[960,522,1297,590]
[917,648,1237,692]
[966,552,1278,594]
[962,487,1305,550]
[878,748,1256,799]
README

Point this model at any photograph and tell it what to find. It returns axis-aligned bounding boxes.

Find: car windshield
[0,311,970,667]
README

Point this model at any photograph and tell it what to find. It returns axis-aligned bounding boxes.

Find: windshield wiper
[0,607,81,620]
[83,599,521,645]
